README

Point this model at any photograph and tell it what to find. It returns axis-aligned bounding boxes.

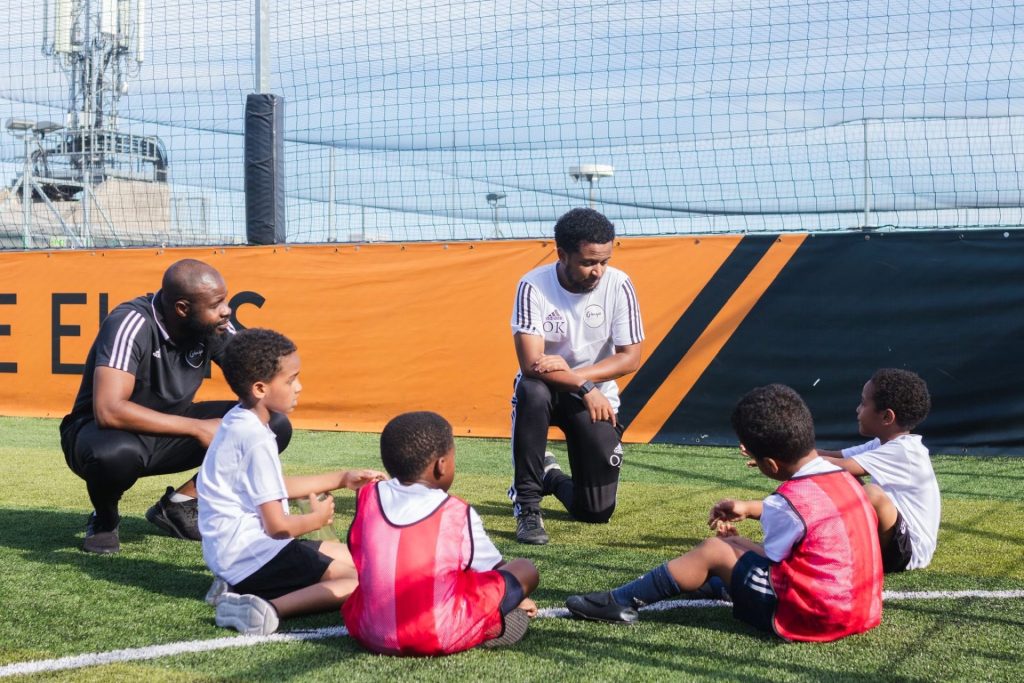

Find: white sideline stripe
[3,590,1022,677]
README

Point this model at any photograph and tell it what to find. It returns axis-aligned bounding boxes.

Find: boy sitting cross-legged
[198,328,386,635]
[566,384,884,643]
[818,368,939,572]
[343,411,540,656]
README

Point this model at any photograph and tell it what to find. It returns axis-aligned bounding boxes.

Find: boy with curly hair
[819,368,939,572]
[344,411,540,655]
[197,328,386,635]
[566,385,883,642]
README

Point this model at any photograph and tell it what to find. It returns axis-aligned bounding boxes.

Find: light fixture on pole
[569,164,614,208]
[485,192,506,237]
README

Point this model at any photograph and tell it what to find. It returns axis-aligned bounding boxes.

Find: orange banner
[0,237,752,439]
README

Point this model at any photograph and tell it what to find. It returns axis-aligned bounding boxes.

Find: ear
[174,298,190,319]
[431,457,446,482]
[762,457,781,476]
[251,380,267,400]
[556,246,568,264]
[880,408,898,426]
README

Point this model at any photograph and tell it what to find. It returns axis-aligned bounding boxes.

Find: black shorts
[730,551,777,635]
[882,509,914,573]
[498,569,526,616]
[231,540,333,600]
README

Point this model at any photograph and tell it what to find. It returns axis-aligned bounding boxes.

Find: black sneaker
[82,512,120,554]
[146,486,201,540]
[566,591,639,624]
[515,509,549,545]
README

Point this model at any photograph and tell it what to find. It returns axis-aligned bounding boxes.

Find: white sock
[169,492,195,503]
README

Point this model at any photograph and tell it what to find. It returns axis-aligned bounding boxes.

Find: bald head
[162,259,224,302]
[160,259,231,342]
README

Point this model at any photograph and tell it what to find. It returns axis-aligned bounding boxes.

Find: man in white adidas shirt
[509,208,644,544]
[60,259,291,554]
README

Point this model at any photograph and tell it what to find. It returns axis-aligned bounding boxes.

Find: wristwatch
[576,380,596,399]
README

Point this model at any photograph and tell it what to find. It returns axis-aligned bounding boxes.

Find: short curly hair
[380,411,455,483]
[554,207,615,254]
[221,328,297,401]
[731,384,816,464]
[870,368,931,430]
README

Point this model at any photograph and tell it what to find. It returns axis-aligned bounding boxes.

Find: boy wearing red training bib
[344,412,540,656]
[566,384,884,642]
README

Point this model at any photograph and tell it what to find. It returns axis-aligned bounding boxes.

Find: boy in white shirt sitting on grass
[198,328,385,635]
[818,368,940,572]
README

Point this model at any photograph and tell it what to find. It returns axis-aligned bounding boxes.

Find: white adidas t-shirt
[197,404,291,584]
[511,263,643,410]
[376,479,503,571]
[842,434,940,569]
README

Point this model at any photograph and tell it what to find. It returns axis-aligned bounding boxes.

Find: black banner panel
[619,230,1024,454]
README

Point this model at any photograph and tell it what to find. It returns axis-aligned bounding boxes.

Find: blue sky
[2,0,1023,244]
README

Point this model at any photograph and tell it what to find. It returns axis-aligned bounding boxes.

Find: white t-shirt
[197,404,291,585]
[376,479,503,571]
[842,434,940,569]
[511,263,644,410]
[760,457,842,562]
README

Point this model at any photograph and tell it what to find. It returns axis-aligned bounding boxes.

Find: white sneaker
[543,451,562,475]
[215,593,280,635]
[204,576,230,606]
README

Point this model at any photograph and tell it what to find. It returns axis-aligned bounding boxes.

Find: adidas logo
[545,310,564,321]
[152,349,161,358]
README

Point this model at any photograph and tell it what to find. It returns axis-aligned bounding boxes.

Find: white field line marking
[3,590,1021,678]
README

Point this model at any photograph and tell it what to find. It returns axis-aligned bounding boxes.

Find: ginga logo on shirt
[543,310,566,335]
[186,344,205,368]
[584,304,606,328]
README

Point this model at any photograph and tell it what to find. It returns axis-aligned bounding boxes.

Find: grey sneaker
[205,576,230,606]
[146,486,201,541]
[82,512,120,554]
[215,593,280,635]
[515,509,549,545]
[481,607,531,648]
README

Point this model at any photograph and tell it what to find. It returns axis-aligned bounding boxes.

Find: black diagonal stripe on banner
[617,234,780,427]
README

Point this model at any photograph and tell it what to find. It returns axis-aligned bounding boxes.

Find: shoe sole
[482,608,531,648]
[515,533,549,545]
[215,594,280,635]
[145,503,192,540]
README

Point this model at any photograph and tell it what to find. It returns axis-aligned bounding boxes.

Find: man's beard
[181,315,224,345]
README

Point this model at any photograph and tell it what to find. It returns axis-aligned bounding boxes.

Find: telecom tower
[3,1,168,247]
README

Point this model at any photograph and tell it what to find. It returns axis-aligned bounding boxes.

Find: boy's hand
[708,499,748,528]
[308,492,335,527]
[518,597,538,618]
[341,469,388,490]
[713,520,739,537]
[531,354,570,374]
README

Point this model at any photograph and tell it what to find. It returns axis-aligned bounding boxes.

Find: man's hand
[193,418,221,447]
[308,492,335,528]
[341,469,388,490]
[531,353,570,374]
[582,388,616,427]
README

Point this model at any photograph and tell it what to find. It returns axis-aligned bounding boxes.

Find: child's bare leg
[501,558,539,595]
[864,483,900,548]
[270,541,357,618]
[665,536,751,592]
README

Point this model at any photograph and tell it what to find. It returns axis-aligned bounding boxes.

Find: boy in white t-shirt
[819,368,940,572]
[198,328,386,635]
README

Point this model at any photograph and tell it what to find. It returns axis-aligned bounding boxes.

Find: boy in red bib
[566,384,883,642]
[343,411,540,656]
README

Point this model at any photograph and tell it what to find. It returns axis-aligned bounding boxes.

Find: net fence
[1,0,1022,248]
